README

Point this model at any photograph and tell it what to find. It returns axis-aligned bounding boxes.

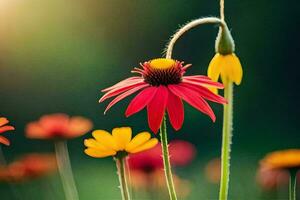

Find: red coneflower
[100,58,227,133]
[0,117,15,146]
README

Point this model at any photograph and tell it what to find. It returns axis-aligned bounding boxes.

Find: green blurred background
[0,0,299,199]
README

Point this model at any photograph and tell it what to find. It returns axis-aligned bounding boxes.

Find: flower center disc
[143,58,183,86]
[149,58,176,70]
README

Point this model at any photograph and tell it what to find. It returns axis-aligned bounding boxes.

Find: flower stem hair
[160,116,177,199]
[219,82,233,200]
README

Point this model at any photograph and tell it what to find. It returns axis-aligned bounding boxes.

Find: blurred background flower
[25,113,92,139]
[259,149,300,200]
[260,149,300,171]
[0,153,57,182]
[128,140,196,199]
[205,157,221,184]
[256,166,289,191]
[25,113,93,200]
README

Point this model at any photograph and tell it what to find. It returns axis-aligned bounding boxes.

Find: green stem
[220,0,225,21]
[165,17,225,59]
[289,169,298,200]
[116,157,131,200]
[160,116,177,200]
[54,140,79,200]
[219,81,233,200]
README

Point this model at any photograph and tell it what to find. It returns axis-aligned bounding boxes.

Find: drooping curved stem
[55,140,79,200]
[219,81,233,200]
[165,17,225,59]
[160,116,177,200]
[116,157,131,200]
[289,169,298,200]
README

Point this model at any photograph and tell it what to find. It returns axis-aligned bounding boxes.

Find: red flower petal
[168,84,216,122]
[104,84,149,114]
[166,89,184,130]
[183,76,224,88]
[147,86,169,133]
[181,82,227,104]
[101,77,143,92]
[0,118,9,126]
[184,75,211,80]
[0,126,15,134]
[0,135,10,146]
[125,87,158,117]
[99,81,146,103]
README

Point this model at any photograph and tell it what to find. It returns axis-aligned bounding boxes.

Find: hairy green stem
[55,141,79,200]
[165,17,225,59]
[160,116,177,200]
[289,170,298,200]
[219,82,233,200]
[116,157,131,200]
[220,0,225,21]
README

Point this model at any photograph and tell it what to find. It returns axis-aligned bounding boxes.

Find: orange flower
[0,153,57,182]
[260,149,300,170]
[205,157,221,184]
[26,113,93,139]
[0,117,15,146]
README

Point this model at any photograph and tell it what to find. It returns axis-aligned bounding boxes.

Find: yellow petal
[84,148,116,158]
[128,138,159,153]
[220,54,243,86]
[92,130,118,150]
[207,86,218,94]
[231,54,243,85]
[207,54,222,82]
[112,127,132,150]
[125,132,151,152]
[84,139,111,152]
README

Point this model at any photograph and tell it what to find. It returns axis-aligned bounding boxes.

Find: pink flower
[128,140,195,198]
[0,117,15,146]
[256,165,290,191]
[26,113,93,139]
[100,58,227,133]
[128,140,196,172]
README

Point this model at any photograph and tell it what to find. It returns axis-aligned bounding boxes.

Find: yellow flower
[207,53,243,88]
[260,149,300,170]
[84,127,158,158]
